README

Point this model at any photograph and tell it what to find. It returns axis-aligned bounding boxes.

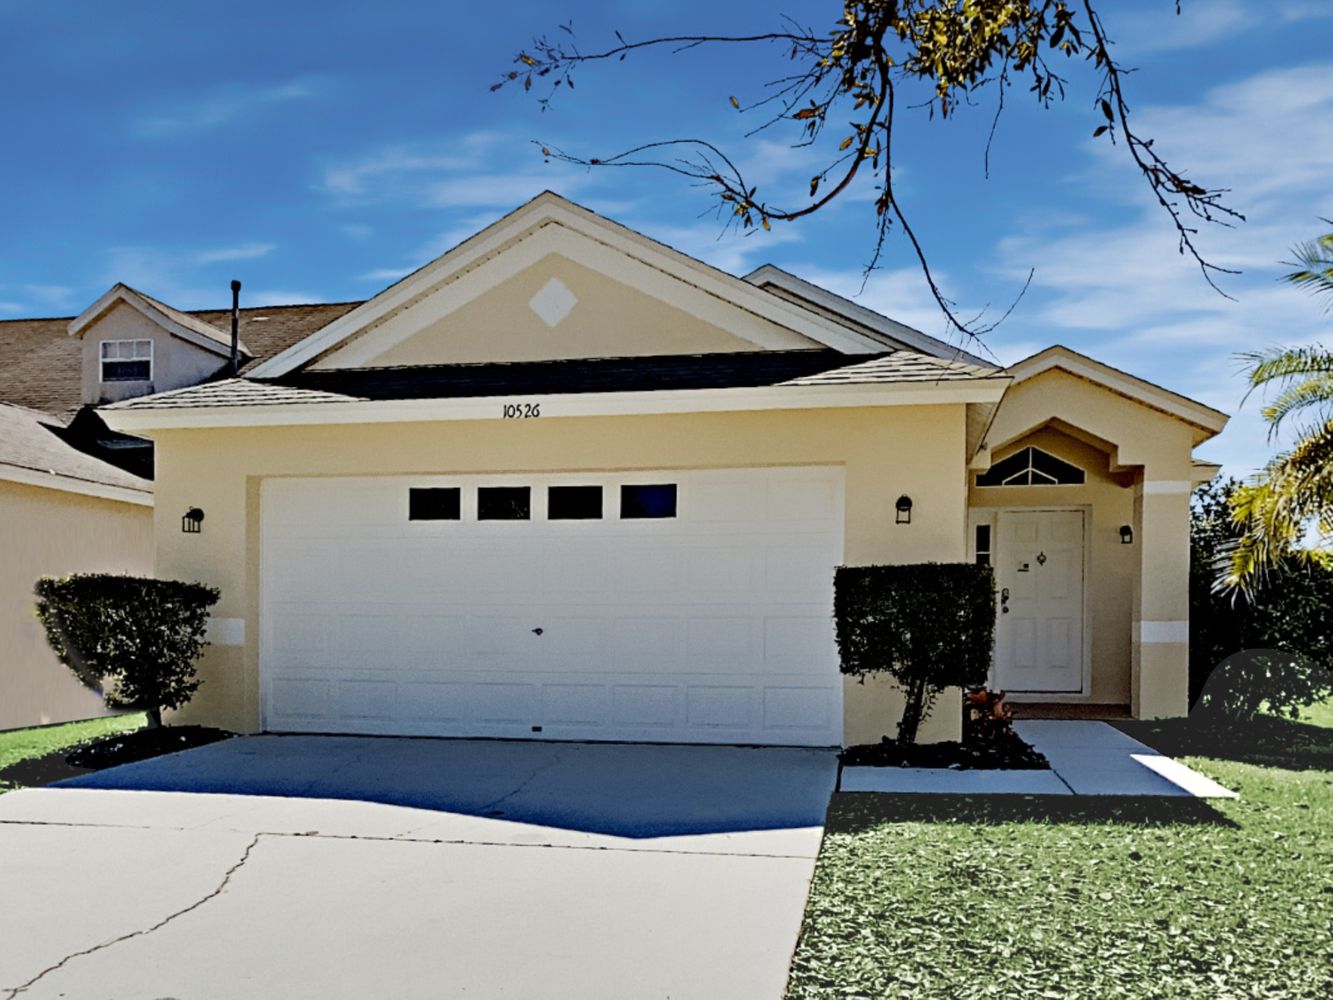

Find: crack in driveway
[469,746,567,820]
[2,833,263,999]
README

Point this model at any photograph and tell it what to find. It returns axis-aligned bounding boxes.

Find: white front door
[993,510,1085,693]
[259,467,845,746]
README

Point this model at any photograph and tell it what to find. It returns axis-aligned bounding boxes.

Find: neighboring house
[95,193,1226,746]
[0,290,357,730]
[0,403,152,729]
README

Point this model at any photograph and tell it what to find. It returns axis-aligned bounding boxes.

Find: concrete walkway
[839,720,1237,797]
[0,737,837,1000]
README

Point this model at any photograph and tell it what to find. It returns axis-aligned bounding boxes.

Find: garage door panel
[763,687,835,732]
[262,468,843,745]
[397,680,468,722]
[611,685,680,728]
[688,546,757,594]
[457,682,540,723]
[334,679,398,721]
[268,678,332,722]
[766,474,842,522]
[686,685,757,729]
[541,683,611,725]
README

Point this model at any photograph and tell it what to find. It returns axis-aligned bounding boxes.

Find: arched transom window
[976,447,1085,486]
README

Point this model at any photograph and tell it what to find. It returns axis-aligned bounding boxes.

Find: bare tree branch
[495,2,1243,341]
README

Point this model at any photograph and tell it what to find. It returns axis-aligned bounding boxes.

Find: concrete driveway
[0,736,836,1000]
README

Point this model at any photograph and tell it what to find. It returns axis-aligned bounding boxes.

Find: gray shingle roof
[108,379,357,410]
[106,348,1003,412]
[0,300,362,419]
[0,402,153,494]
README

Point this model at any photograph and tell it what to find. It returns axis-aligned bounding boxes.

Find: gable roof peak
[68,282,251,358]
[247,193,896,377]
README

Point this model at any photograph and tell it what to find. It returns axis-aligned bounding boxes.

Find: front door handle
[1000,587,1010,614]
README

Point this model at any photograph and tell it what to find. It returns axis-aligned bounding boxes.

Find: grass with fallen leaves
[787,708,1332,999]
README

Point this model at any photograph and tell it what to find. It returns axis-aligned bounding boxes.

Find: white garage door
[260,467,844,745]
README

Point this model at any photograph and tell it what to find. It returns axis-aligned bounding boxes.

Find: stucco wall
[982,368,1204,717]
[0,479,153,731]
[968,426,1137,705]
[81,301,227,405]
[355,253,817,368]
[149,403,972,744]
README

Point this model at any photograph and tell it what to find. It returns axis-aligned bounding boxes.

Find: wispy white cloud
[991,62,1333,476]
[19,284,77,309]
[1110,0,1252,55]
[194,243,276,265]
[625,216,806,276]
[247,290,321,307]
[1109,0,1332,57]
[357,267,415,284]
[134,76,327,137]
[1100,64,1333,209]
[98,246,309,310]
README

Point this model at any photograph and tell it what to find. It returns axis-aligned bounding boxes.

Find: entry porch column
[1130,476,1193,718]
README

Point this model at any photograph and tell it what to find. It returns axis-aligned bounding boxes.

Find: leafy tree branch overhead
[494,1,1242,341]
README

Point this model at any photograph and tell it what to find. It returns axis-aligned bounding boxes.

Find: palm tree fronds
[1283,232,1333,309]
[1238,346,1333,390]
[1223,419,1333,594]
[1259,372,1333,438]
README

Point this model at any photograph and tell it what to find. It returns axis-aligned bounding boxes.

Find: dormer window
[100,339,152,382]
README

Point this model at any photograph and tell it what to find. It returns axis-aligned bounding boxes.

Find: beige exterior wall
[149,404,972,744]
[982,368,1202,718]
[334,253,818,369]
[80,301,226,405]
[969,426,1137,705]
[0,479,153,731]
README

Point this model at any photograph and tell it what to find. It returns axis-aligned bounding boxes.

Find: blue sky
[2,1,1331,477]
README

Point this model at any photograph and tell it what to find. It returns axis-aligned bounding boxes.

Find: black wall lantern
[895,495,913,525]
[1119,524,1134,545]
[182,507,205,534]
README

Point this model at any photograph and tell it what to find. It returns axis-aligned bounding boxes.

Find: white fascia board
[745,264,996,367]
[0,463,154,506]
[249,196,887,378]
[1007,347,1229,435]
[99,378,1011,433]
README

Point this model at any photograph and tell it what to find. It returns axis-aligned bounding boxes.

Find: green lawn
[0,713,145,793]
[787,708,1333,999]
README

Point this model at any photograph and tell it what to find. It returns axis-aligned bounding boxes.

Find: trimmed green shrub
[834,563,995,744]
[1191,480,1333,720]
[34,575,220,729]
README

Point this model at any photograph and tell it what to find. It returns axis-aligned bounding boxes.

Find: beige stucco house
[98,193,1226,746]
[0,404,153,730]
[0,283,354,731]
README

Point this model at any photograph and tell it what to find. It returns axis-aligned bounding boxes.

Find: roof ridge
[188,299,367,315]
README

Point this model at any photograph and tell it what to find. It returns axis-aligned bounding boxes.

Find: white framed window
[100,339,153,382]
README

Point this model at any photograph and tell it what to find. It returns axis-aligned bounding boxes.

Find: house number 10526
[502,402,541,419]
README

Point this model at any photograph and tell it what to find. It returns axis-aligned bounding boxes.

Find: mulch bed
[66,725,233,769]
[839,727,1050,770]
[0,726,233,790]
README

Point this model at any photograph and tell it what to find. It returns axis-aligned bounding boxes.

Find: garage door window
[620,484,677,519]
[478,486,531,520]
[408,487,461,521]
[548,485,602,520]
